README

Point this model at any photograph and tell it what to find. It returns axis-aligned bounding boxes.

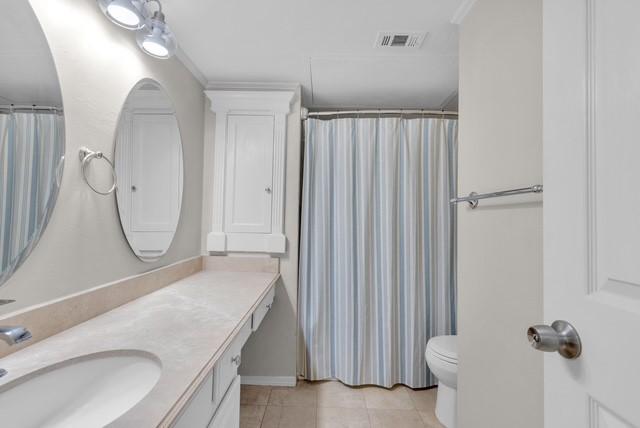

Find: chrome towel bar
[451,185,543,209]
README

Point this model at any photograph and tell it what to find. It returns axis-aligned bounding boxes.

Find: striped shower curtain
[0,112,65,284]
[298,116,457,388]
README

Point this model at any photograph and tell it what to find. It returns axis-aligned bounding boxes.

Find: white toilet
[425,335,458,428]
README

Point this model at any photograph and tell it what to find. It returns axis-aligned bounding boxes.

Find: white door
[130,113,182,256]
[543,0,640,426]
[224,114,274,234]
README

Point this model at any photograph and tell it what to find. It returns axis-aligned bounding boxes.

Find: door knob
[527,320,582,359]
[265,187,272,194]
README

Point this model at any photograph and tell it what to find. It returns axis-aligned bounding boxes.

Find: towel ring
[79,147,117,195]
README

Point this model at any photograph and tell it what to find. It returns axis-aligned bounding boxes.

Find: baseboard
[241,376,297,387]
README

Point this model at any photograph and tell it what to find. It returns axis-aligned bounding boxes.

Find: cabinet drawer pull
[266,303,273,310]
[231,355,241,366]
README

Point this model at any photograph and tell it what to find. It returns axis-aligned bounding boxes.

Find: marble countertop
[0,268,279,427]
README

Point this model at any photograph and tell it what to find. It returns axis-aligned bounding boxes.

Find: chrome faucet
[0,326,32,345]
[0,326,32,378]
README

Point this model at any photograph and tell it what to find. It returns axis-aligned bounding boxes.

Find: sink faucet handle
[0,326,32,345]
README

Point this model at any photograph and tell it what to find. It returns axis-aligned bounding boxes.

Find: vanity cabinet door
[172,371,215,428]
[208,375,241,428]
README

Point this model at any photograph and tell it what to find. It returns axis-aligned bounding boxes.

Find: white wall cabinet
[204,90,295,253]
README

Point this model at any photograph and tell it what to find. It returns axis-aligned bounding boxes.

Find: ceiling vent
[374,32,427,49]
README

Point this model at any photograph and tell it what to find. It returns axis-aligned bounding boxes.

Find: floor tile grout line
[365,406,373,427]
[258,386,270,426]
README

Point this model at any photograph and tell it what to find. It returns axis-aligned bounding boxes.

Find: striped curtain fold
[298,117,457,388]
[0,112,65,284]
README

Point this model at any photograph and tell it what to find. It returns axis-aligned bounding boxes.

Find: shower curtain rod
[302,108,458,119]
[0,104,63,113]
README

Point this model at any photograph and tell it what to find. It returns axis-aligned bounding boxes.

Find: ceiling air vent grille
[375,32,427,49]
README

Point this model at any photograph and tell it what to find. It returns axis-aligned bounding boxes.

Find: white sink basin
[0,350,162,428]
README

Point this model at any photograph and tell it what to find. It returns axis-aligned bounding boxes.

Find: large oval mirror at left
[0,2,65,288]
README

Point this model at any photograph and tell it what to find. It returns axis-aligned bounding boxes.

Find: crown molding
[451,0,478,25]
[206,81,300,92]
[204,90,296,114]
[175,48,207,87]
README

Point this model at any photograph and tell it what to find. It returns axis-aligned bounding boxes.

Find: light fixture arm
[142,0,162,17]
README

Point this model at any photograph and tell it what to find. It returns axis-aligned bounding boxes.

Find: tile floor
[240,380,445,428]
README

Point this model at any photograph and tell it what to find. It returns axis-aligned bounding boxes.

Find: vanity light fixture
[136,10,177,59]
[97,0,145,30]
[97,0,177,59]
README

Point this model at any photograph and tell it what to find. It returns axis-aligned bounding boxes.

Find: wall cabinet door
[224,115,274,234]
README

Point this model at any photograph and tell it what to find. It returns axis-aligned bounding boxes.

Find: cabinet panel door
[172,371,215,428]
[225,115,274,234]
[209,375,241,428]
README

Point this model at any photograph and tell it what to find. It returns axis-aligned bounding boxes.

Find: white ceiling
[0,1,62,107]
[163,0,466,109]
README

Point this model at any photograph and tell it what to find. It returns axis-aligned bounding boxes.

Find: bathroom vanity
[0,258,278,428]
[173,272,276,428]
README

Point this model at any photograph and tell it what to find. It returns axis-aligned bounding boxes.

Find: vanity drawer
[213,319,251,407]
[208,375,241,428]
[173,371,215,428]
[251,287,275,331]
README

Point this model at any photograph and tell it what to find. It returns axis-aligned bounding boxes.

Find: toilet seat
[427,335,458,364]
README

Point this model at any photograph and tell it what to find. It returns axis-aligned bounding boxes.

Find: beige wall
[0,0,205,315]
[457,0,543,427]
[201,89,302,381]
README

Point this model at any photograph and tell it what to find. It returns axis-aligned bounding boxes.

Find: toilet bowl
[425,335,457,428]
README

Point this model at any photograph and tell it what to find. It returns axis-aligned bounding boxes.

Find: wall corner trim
[451,0,478,25]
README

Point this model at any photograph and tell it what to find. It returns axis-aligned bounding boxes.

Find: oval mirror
[0,2,65,287]
[114,80,183,262]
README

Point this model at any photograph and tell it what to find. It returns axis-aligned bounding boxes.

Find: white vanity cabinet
[172,288,275,428]
[204,90,296,254]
